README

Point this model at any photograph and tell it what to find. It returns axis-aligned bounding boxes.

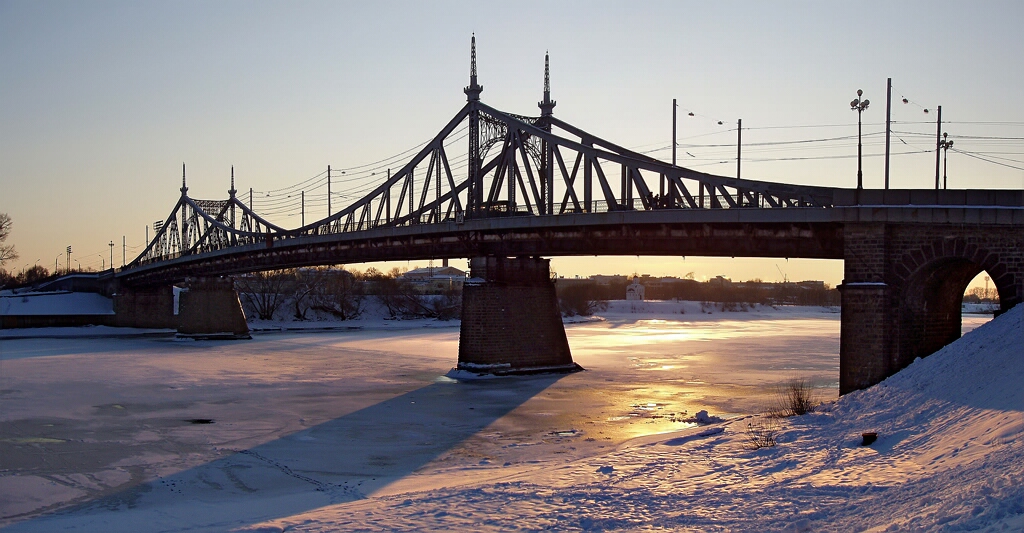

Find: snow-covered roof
[0,291,114,316]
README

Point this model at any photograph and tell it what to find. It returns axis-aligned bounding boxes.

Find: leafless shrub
[775,379,818,417]
[745,416,781,449]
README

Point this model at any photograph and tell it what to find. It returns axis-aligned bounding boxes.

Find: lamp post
[939,132,954,189]
[850,89,870,189]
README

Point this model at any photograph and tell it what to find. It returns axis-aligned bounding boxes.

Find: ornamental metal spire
[544,51,550,94]
[464,33,483,101]
[180,163,188,195]
[229,165,236,197]
[539,51,556,116]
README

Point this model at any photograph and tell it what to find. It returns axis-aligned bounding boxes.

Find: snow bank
[241,305,1023,532]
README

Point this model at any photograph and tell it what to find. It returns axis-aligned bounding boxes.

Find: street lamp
[939,132,954,189]
[850,89,870,189]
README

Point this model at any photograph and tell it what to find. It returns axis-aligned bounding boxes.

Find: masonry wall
[839,223,891,394]
[841,222,1024,394]
[458,257,575,372]
[177,277,250,339]
[113,285,177,329]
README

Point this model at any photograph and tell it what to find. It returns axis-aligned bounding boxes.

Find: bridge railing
[834,189,1024,207]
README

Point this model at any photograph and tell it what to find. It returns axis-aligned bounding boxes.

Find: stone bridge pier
[114,277,250,339]
[458,256,582,374]
[839,222,1024,394]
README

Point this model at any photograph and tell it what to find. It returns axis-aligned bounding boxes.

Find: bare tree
[289,269,320,320]
[17,265,49,285]
[427,283,462,320]
[308,267,364,320]
[236,269,294,320]
[0,213,17,267]
[557,283,606,317]
[362,267,410,318]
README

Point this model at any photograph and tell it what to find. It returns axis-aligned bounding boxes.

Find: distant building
[625,279,645,301]
[555,276,593,289]
[400,266,466,292]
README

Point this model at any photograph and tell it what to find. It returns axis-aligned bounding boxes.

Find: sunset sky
[2,1,1022,288]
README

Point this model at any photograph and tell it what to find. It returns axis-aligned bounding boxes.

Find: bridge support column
[838,282,891,395]
[113,285,178,329]
[458,256,581,374]
[177,277,250,340]
[839,223,892,395]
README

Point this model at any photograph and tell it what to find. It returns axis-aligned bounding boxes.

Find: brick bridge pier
[839,222,1023,394]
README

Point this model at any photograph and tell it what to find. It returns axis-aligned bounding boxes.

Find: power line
[952,148,1024,171]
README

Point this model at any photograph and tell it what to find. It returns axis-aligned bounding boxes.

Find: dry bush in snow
[745,416,781,449]
[775,378,818,417]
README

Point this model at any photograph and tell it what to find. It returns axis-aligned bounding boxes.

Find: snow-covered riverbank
[0,303,1017,531]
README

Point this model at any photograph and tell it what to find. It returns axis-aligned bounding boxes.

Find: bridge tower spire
[465,34,483,215]
[538,51,556,117]
[228,166,237,237]
[464,33,483,101]
[538,52,556,215]
[180,163,188,196]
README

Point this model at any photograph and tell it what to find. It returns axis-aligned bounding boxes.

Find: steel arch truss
[129,194,286,267]
[127,100,839,269]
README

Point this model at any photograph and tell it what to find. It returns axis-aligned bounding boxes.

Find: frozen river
[0,303,993,530]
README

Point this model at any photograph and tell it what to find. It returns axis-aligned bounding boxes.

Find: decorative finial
[544,51,550,95]
[464,34,483,101]
[471,34,477,80]
[181,163,188,195]
[229,165,236,197]
[538,51,556,116]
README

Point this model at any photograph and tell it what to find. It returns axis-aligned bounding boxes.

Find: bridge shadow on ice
[3,373,566,532]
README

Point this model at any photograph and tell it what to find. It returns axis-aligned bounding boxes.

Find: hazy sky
[2,1,1022,287]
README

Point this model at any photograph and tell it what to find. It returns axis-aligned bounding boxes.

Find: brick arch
[889,239,1018,371]
[892,239,1019,311]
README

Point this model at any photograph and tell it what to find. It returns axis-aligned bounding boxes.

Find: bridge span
[108,39,1023,394]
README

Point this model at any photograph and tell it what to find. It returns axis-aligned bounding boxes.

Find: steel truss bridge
[119,39,1023,287]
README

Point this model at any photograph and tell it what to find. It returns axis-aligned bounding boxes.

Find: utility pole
[327,165,332,215]
[301,190,305,226]
[736,118,742,181]
[672,99,677,166]
[885,77,892,189]
[109,241,114,270]
[934,105,943,190]
[122,236,125,266]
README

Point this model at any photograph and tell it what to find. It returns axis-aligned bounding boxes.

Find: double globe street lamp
[939,132,954,189]
[851,89,870,190]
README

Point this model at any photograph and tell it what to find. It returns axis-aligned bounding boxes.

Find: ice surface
[0,302,1018,532]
